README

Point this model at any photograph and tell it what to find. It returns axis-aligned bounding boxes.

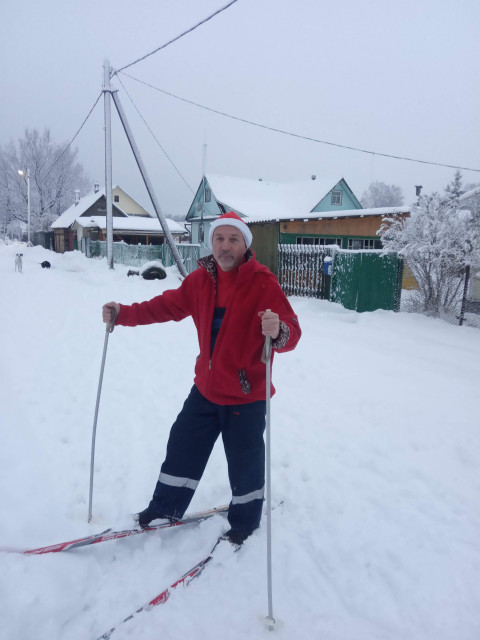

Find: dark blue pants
[148,385,266,533]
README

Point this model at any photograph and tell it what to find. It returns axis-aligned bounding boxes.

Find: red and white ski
[3,505,228,555]
[95,537,234,640]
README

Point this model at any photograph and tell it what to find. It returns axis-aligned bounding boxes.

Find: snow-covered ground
[1,242,479,640]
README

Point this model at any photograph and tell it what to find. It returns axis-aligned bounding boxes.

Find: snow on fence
[277,244,337,298]
[89,241,201,274]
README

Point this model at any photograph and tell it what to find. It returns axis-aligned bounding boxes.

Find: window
[204,187,211,203]
[296,237,317,245]
[347,238,382,250]
[325,238,342,246]
[296,236,341,246]
[114,195,120,203]
[348,238,364,250]
[331,190,342,205]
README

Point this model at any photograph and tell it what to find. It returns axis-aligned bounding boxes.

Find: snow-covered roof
[75,215,186,234]
[51,190,120,229]
[51,186,186,234]
[245,205,410,224]
[460,186,480,201]
[205,174,345,220]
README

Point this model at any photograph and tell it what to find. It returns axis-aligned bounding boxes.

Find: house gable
[312,178,362,213]
[80,195,127,219]
[186,178,223,221]
[112,186,152,217]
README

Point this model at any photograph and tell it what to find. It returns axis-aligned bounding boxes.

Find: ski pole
[88,322,114,522]
[263,314,275,630]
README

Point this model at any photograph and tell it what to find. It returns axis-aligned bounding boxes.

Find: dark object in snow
[222,528,252,546]
[141,265,167,280]
[41,261,51,269]
[126,262,167,280]
[137,504,168,528]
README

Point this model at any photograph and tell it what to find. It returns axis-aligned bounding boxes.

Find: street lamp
[18,168,31,244]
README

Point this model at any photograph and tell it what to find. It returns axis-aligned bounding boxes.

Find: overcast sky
[1,0,479,216]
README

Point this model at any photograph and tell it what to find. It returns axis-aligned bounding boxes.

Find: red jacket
[115,252,301,405]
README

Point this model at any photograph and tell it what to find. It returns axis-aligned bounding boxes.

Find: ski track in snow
[1,242,480,640]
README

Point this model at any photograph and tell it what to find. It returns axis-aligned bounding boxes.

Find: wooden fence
[277,244,336,298]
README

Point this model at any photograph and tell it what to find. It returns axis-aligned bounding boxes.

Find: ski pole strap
[106,304,118,333]
[261,336,272,363]
[261,309,272,363]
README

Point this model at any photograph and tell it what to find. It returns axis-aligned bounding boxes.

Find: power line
[43,92,103,175]
[116,74,194,193]
[119,73,480,174]
[113,0,240,75]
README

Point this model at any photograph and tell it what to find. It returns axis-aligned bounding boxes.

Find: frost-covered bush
[380,191,480,317]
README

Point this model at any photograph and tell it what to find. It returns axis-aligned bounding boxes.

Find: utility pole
[111,90,187,278]
[17,169,31,243]
[103,59,114,269]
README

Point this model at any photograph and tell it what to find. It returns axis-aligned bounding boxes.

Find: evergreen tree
[444,170,464,202]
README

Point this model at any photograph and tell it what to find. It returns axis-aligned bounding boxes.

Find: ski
[5,505,228,556]
[95,536,234,640]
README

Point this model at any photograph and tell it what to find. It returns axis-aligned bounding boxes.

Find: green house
[185,174,362,247]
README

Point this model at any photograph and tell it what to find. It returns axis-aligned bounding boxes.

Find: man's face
[212,225,247,271]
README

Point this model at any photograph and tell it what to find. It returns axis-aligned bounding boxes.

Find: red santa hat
[208,211,253,249]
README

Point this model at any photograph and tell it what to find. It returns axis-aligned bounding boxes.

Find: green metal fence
[277,244,403,312]
[89,241,201,274]
[330,251,403,312]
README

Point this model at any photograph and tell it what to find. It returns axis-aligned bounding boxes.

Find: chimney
[94,182,100,193]
[415,185,423,197]
[74,189,81,206]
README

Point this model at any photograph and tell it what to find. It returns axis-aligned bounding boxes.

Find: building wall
[112,187,151,216]
[280,216,384,237]
[279,215,390,249]
[250,223,279,273]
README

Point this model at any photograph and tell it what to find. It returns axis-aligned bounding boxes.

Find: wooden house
[185,173,409,272]
[51,185,187,253]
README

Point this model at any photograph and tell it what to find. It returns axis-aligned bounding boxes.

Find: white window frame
[331,190,342,205]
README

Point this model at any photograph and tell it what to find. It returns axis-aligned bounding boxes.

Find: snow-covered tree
[445,170,464,200]
[0,128,90,235]
[379,190,480,317]
[361,181,404,208]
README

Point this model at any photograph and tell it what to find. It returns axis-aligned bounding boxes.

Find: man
[102,211,301,544]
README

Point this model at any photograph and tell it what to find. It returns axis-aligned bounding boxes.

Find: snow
[207,173,340,219]
[1,241,480,640]
[76,215,186,234]
[51,186,187,234]
[205,174,409,223]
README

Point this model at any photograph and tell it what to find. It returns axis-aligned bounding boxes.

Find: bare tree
[361,181,404,208]
[0,128,90,235]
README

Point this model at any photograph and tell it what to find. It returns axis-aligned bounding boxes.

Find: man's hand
[258,309,280,339]
[102,302,120,325]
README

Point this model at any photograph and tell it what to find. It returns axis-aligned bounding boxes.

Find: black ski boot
[222,528,252,546]
[136,505,168,528]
